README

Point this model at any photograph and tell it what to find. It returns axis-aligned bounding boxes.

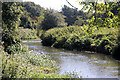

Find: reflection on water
[23,40,120,78]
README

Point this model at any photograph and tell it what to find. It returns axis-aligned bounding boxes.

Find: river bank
[40,26,120,60]
[1,44,74,78]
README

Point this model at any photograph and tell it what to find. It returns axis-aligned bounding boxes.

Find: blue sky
[23,0,83,11]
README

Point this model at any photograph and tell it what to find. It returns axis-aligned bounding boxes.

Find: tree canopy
[41,9,67,30]
[61,5,88,26]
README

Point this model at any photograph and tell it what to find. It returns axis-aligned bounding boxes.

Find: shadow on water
[23,40,120,78]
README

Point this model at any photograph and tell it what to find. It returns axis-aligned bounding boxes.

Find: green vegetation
[1,2,78,78]
[1,1,120,79]
[62,5,88,26]
[19,2,45,30]
[41,26,119,55]
[2,2,21,54]
[41,9,67,30]
[1,45,74,78]
[41,1,120,60]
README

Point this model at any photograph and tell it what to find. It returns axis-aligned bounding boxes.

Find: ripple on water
[59,52,74,56]
[23,40,120,78]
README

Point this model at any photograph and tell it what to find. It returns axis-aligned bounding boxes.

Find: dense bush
[41,26,89,50]
[41,26,118,57]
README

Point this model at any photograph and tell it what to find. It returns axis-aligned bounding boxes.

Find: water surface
[23,40,120,79]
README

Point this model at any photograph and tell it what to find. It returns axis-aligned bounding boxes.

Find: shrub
[41,26,119,58]
[52,35,68,48]
[97,39,110,54]
[41,34,56,46]
[64,34,82,50]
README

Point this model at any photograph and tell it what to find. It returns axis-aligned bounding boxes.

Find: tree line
[2,2,87,53]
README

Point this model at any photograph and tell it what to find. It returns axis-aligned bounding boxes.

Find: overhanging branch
[66,0,78,9]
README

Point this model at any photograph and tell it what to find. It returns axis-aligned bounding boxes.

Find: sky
[23,0,83,11]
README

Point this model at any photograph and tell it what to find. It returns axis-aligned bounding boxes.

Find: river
[23,40,120,79]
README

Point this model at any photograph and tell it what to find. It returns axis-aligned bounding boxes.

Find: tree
[20,2,42,18]
[74,16,86,26]
[2,2,21,53]
[62,5,88,26]
[19,10,33,29]
[19,2,45,31]
[79,1,120,33]
[41,9,67,30]
[62,5,78,26]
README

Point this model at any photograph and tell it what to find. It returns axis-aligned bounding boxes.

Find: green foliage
[62,5,88,26]
[19,2,45,30]
[19,11,33,29]
[5,43,23,54]
[73,16,87,26]
[41,9,67,30]
[41,26,84,46]
[41,26,119,56]
[62,5,78,25]
[41,26,89,50]
[78,1,120,37]
[2,2,21,54]
[20,2,44,18]
[36,14,45,36]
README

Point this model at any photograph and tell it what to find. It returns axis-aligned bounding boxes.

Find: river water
[23,40,120,79]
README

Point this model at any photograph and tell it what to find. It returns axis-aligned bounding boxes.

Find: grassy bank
[1,44,75,78]
[41,26,120,59]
